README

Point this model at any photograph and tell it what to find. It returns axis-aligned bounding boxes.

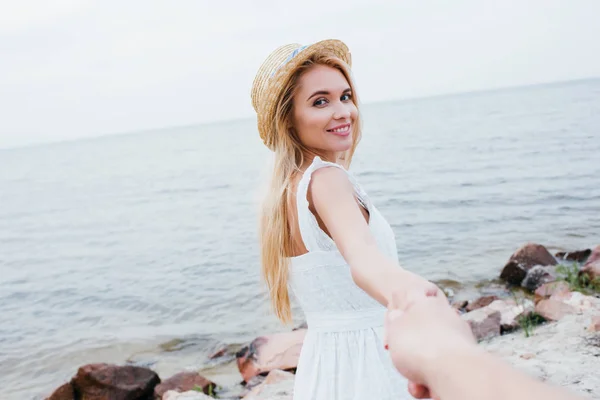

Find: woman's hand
[383,290,474,400]
[392,269,446,307]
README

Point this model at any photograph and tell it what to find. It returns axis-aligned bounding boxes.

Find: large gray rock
[521,265,557,292]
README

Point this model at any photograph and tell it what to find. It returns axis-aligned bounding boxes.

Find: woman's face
[292,64,358,161]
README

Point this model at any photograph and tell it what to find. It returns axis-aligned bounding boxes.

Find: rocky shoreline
[45,243,600,400]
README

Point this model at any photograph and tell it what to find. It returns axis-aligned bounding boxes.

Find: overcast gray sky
[1,0,599,149]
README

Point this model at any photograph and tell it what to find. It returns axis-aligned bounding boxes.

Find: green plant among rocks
[555,262,600,294]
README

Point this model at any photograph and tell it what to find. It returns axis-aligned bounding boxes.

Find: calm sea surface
[1,79,599,399]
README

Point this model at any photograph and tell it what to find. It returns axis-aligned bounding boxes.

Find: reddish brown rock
[71,363,159,400]
[46,382,74,400]
[466,296,499,312]
[580,260,600,281]
[499,261,527,286]
[534,281,570,303]
[588,316,600,333]
[208,346,227,360]
[511,243,558,268]
[535,299,577,321]
[500,243,557,285]
[462,307,502,341]
[236,329,306,382]
[555,249,592,263]
[580,245,600,281]
[583,245,600,266]
[154,372,215,398]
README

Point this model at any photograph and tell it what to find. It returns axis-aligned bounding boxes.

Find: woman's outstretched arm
[309,166,441,306]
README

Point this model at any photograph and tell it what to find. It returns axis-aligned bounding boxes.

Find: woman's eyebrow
[307,88,351,102]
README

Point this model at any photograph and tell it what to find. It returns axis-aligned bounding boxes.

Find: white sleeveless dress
[289,157,411,399]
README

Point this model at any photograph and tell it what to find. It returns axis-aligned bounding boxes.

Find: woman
[250,39,444,399]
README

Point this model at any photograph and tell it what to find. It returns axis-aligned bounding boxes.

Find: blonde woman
[251,39,445,399]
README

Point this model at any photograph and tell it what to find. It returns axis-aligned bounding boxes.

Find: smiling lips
[326,123,351,136]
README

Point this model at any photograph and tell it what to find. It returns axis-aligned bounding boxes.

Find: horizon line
[2,74,598,152]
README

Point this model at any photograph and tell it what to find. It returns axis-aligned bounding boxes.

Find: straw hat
[251,39,352,149]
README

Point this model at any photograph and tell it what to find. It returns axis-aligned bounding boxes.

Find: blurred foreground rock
[47,363,160,400]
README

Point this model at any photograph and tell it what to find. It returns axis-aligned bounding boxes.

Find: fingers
[408,382,432,399]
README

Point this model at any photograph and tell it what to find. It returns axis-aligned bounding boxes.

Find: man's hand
[383,290,476,398]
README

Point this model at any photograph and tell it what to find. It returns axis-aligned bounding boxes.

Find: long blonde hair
[260,53,362,324]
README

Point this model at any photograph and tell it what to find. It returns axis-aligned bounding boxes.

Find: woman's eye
[341,93,352,101]
[313,98,328,106]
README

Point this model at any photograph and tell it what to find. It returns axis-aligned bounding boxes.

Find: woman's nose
[333,103,352,120]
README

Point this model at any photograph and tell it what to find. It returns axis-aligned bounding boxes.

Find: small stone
[555,249,592,263]
[452,300,469,311]
[154,372,215,398]
[535,299,577,321]
[534,281,570,303]
[208,346,227,360]
[466,296,499,312]
[462,308,502,341]
[520,353,536,360]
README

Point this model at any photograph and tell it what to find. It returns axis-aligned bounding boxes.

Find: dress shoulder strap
[295,156,369,253]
